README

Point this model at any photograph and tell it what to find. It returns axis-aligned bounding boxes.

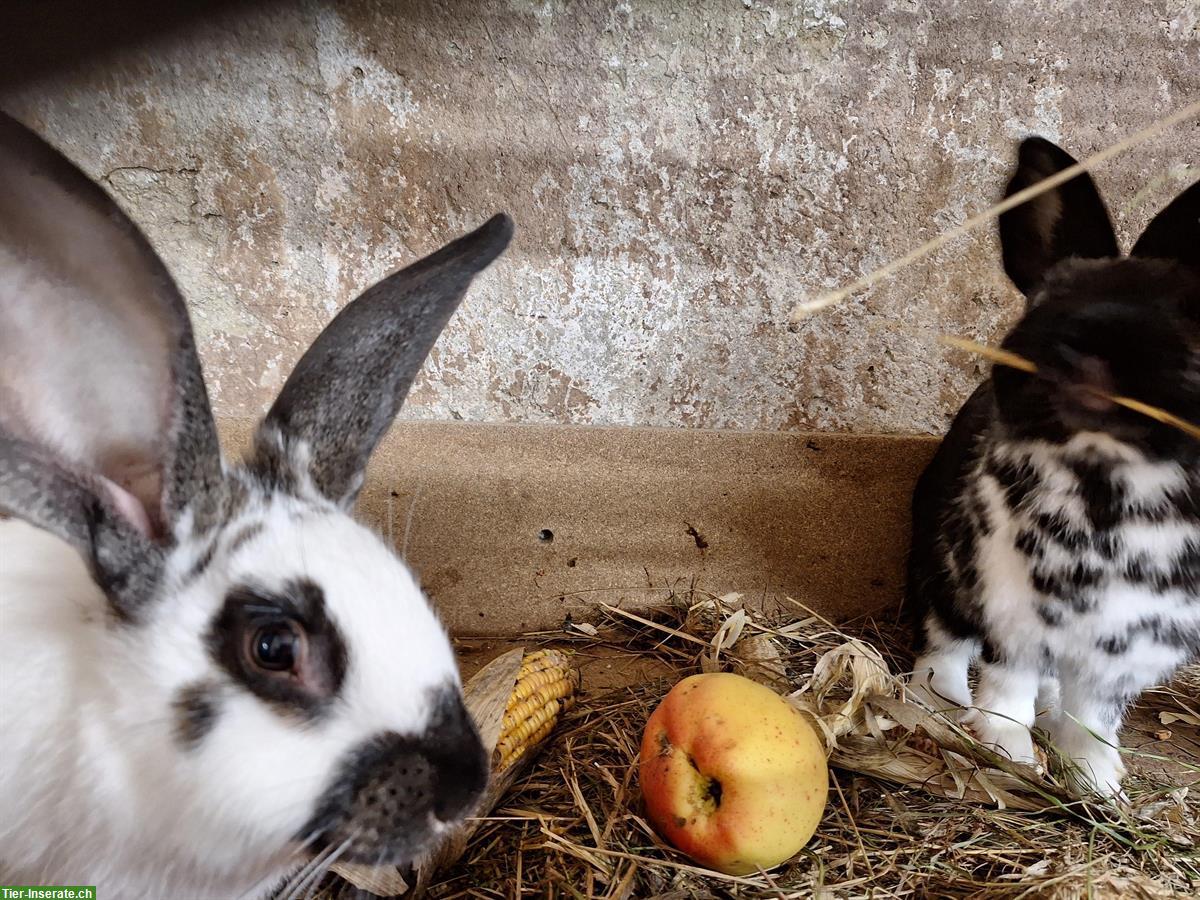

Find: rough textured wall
[3,0,1197,435]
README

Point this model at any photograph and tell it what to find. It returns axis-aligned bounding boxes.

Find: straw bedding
[317,591,1199,899]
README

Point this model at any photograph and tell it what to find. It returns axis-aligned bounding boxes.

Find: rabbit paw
[909,675,970,718]
[909,653,973,716]
[964,708,1037,765]
[1053,727,1127,799]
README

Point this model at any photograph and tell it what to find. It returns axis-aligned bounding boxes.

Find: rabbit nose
[296,687,488,866]
[1055,345,1115,411]
[420,691,488,823]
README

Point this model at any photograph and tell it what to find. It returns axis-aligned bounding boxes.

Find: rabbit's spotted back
[0,111,513,897]
[907,137,1200,797]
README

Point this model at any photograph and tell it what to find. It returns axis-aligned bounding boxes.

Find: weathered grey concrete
[3,1,1197,435]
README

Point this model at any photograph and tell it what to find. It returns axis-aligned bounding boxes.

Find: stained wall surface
[3,0,1197,436]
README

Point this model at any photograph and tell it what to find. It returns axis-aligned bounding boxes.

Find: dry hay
[317,591,1199,899]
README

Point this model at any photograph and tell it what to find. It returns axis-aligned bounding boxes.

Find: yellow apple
[639,672,828,875]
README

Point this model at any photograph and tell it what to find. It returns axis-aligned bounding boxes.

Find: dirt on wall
[2,0,1197,436]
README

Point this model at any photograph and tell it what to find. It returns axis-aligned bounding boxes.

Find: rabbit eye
[213,582,346,713]
[249,621,304,672]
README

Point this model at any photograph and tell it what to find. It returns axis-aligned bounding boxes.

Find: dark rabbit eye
[249,621,304,672]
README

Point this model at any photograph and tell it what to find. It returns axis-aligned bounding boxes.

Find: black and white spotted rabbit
[907,136,1200,797]
[0,111,512,896]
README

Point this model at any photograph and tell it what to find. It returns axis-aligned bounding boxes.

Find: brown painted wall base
[219,420,937,636]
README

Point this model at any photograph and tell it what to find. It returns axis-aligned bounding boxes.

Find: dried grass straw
[940,335,1200,442]
[789,99,1200,321]
[315,592,1200,899]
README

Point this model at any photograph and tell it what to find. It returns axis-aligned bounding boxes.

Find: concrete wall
[3,0,1197,436]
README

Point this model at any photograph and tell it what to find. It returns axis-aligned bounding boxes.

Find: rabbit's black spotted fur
[907,136,1200,796]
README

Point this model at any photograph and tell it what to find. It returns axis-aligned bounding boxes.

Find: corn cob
[330,645,580,897]
[495,649,580,771]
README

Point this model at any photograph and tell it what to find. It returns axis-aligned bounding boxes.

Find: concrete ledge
[218,419,936,635]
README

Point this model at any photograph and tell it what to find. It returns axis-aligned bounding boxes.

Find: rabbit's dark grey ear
[0,436,162,620]
[250,214,514,507]
[998,137,1120,295]
[1131,179,1200,269]
[0,110,223,556]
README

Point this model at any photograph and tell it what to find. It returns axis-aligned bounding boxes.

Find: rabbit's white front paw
[911,649,973,715]
[1080,752,1126,799]
[1068,748,1126,799]
[1052,723,1126,798]
[966,708,1037,765]
[909,670,970,716]
[1034,706,1061,732]
[969,664,1039,765]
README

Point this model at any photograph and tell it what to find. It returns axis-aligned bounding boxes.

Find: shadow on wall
[0,0,292,88]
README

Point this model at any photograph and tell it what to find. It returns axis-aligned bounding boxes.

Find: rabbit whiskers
[275,832,358,900]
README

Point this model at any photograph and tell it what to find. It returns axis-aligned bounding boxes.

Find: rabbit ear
[1131,179,1200,269]
[249,214,513,507]
[998,137,1120,295]
[0,435,163,620]
[0,110,223,559]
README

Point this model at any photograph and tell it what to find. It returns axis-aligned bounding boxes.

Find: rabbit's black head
[992,137,1200,459]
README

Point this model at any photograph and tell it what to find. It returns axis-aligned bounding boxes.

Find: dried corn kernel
[494,649,579,771]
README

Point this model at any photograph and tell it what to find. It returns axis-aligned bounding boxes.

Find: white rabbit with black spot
[0,111,513,898]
